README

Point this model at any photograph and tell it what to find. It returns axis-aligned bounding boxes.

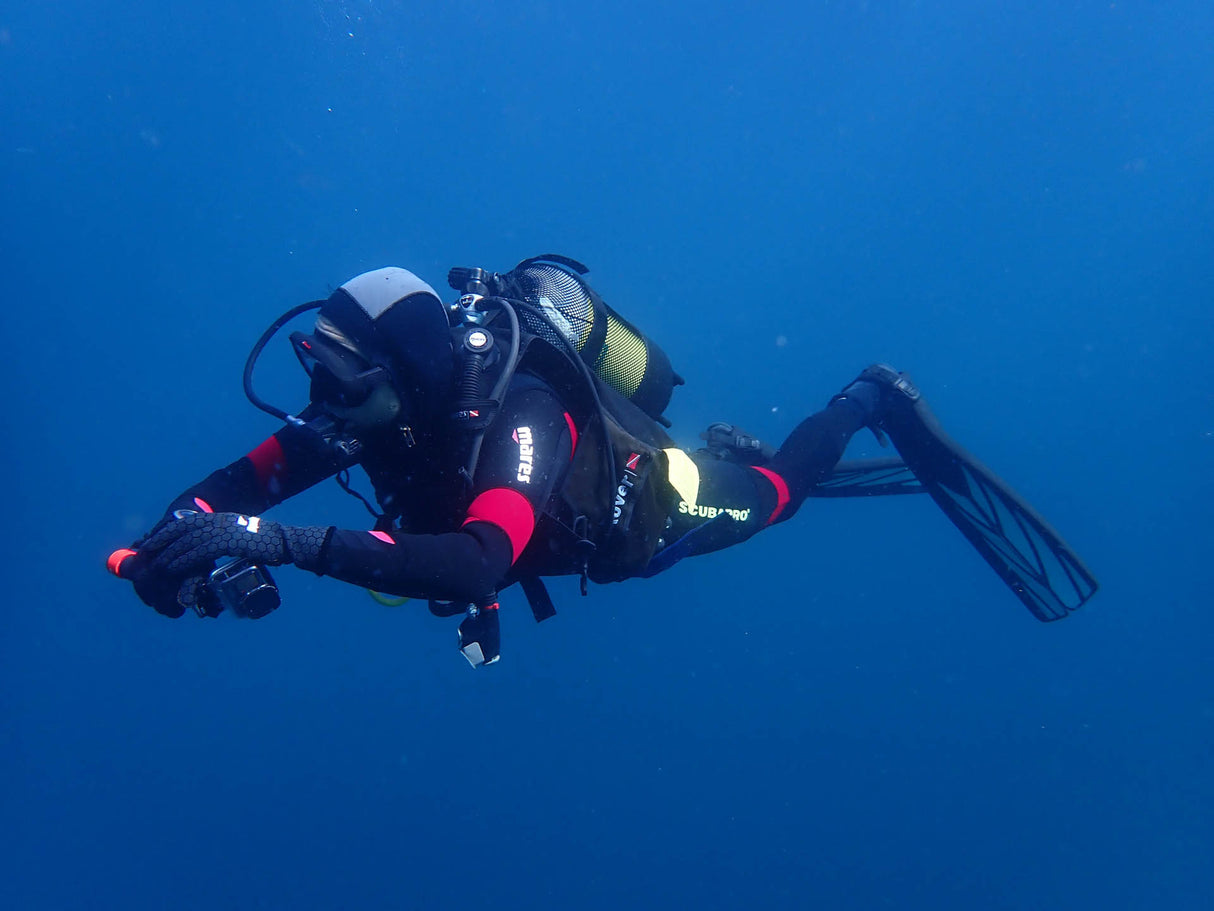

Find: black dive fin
[879,383,1099,621]
[811,457,925,497]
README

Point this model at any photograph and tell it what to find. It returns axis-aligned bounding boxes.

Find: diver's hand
[107,547,207,618]
[458,602,501,668]
[139,512,329,577]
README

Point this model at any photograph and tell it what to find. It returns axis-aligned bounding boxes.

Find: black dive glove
[458,602,501,668]
[139,512,330,578]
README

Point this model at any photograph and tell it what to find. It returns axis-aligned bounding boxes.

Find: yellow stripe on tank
[596,315,648,397]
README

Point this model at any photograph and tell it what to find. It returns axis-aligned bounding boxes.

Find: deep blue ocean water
[3,2,1212,908]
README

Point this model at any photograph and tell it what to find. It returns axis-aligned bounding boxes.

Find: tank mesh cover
[514,265,595,351]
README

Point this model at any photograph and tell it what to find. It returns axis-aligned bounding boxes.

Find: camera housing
[206,559,280,619]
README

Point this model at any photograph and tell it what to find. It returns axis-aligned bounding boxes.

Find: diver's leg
[755,376,890,522]
[648,394,876,574]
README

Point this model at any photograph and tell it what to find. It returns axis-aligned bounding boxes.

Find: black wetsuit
[647,395,868,571]
[159,371,867,604]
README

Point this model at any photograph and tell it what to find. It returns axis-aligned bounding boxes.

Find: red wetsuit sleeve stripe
[462,487,536,565]
[246,436,286,491]
[751,465,791,525]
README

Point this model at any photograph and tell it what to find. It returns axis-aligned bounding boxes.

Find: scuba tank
[453,254,684,427]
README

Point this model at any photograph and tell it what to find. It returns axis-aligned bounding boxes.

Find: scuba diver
[108,255,1098,666]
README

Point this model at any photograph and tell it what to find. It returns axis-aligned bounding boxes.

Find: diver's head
[291,267,454,428]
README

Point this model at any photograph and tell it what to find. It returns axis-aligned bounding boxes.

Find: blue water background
[3,2,1212,908]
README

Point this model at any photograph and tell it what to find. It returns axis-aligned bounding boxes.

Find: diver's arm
[135,382,572,612]
[126,384,571,648]
[153,416,350,523]
[301,381,573,603]
[308,522,515,605]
